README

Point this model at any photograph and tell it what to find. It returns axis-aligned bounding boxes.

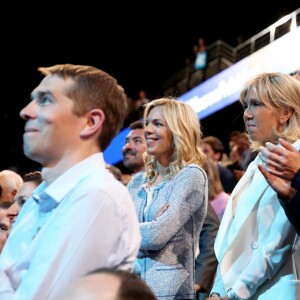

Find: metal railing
[234,8,299,61]
[162,8,300,96]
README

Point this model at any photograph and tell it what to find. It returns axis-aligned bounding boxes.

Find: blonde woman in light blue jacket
[128,97,208,300]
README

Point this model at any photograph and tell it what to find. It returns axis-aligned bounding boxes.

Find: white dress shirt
[0,153,141,300]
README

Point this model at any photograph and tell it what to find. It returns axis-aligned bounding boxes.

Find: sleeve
[230,205,297,298]
[139,166,208,250]
[291,169,300,190]
[280,191,300,236]
[127,172,144,195]
[0,189,140,299]
[210,263,228,298]
[0,270,14,299]
[195,202,220,292]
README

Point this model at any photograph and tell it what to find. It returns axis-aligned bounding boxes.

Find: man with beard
[122,120,147,175]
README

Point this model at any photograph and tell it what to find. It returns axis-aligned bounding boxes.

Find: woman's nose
[144,123,153,133]
[244,107,253,119]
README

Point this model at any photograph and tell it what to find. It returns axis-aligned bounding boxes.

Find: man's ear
[80,109,105,138]
[11,189,18,198]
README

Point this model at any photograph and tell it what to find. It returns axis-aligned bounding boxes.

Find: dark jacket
[195,202,219,293]
[280,170,300,236]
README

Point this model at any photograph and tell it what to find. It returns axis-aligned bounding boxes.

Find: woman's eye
[253,101,262,107]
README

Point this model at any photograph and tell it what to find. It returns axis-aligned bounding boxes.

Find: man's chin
[23,148,42,164]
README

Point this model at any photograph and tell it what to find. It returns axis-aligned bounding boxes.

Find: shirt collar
[32,153,106,212]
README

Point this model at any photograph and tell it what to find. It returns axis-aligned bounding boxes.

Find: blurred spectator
[60,267,157,300]
[228,130,242,152]
[0,211,9,253]
[203,136,236,193]
[124,91,150,127]
[203,158,230,221]
[227,133,258,181]
[193,37,207,71]
[121,120,147,185]
[0,171,42,255]
[135,90,150,108]
[133,90,150,120]
[220,130,243,168]
[0,170,23,207]
[106,164,123,182]
[6,171,42,231]
[0,170,36,253]
[122,120,146,174]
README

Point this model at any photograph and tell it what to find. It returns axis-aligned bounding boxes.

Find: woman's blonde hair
[143,97,207,183]
[240,72,300,150]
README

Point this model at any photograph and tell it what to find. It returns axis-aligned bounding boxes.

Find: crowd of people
[0,63,299,300]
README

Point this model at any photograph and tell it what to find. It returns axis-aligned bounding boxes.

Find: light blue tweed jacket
[127,164,208,300]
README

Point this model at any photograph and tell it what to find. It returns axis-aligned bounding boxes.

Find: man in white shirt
[0,64,141,300]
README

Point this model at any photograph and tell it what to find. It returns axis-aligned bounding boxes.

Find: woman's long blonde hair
[143,97,207,183]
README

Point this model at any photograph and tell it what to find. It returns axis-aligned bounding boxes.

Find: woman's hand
[259,138,300,181]
[258,164,296,201]
[154,203,170,220]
